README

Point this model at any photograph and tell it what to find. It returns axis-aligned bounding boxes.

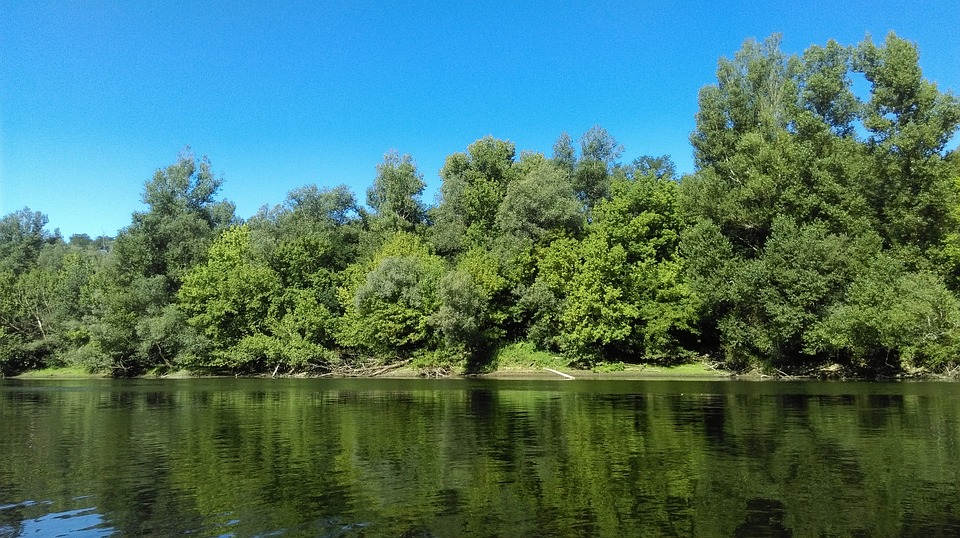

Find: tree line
[2,33,959,377]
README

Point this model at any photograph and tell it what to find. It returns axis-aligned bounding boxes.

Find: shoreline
[8,363,734,381]
[9,362,957,382]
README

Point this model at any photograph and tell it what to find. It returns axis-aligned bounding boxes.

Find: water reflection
[733,498,791,537]
[0,500,115,537]
[2,379,960,536]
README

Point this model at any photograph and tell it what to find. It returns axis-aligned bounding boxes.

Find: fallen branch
[545,368,575,380]
[369,358,412,377]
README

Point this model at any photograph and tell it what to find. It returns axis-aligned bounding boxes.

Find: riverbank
[12,366,112,379]
[9,362,733,381]
[11,362,960,381]
[457,362,731,381]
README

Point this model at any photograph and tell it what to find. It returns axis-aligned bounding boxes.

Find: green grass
[486,342,571,371]
[144,367,197,378]
[591,361,627,373]
[632,362,730,378]
[480,343,730,378]
[14,366,109,379]
[8,355,729,380]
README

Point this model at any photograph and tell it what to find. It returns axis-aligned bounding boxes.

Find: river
[1,378,958,536]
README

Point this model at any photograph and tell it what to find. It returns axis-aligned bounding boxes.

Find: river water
[1,378,958,536]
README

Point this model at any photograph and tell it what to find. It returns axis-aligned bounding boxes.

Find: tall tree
[431,136,519,253]
[543,167,696,363]
[366,151,427,234]
[239,183,367,372]
[87,149,236,374]
[552,132,576,174]
[682,34,960,373]
[854,33,960,264]
[574,126,623,210]
[495,157,583,244]
[114,149,235,285]
[0,209,55,275]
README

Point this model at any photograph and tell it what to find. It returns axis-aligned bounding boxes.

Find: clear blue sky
[2,1,958,238]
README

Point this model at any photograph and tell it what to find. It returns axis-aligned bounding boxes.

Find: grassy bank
[479,362,731,380]
[8,362,732,381]
[469,343,730,380]
[13,366,110,379]
[7,343,731,381]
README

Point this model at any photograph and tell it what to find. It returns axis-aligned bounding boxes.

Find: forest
[2,33,959,377]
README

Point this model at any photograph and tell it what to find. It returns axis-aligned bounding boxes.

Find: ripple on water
[0,500,115,537]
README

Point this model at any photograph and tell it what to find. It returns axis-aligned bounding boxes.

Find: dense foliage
[2,33,958,376]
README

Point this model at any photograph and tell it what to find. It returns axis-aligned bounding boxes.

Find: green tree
[433,268,489,360]
[87,149,235,374]
[0,210,103,374]
[337,233,444,360]
[556,170,696,362]
[366,151,427,234]
[248,184,362,289]
[495,157,583,244]
[632,155,676,180]
[114,149,235,284]
[552,132,576,173]
[682,34,960,373]
[0,268,57,373]
[853,33,960,264]
[0,208,55,275]
[683,36,868,370]
[431,136,519,253]
[179,225,283,371]
[574,126,623,210]
[517,237,580,350]
[433,246,514,364]
[810,254,960,371]
[240,183,368,372]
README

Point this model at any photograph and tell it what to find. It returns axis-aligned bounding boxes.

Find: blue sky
[2,1,958,238]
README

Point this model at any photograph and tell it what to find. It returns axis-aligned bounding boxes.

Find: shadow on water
[733,498,792,537]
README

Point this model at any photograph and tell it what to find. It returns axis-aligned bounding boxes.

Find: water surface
[1,378,959,536]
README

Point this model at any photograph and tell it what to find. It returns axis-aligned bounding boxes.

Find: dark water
[1,379,959,537]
